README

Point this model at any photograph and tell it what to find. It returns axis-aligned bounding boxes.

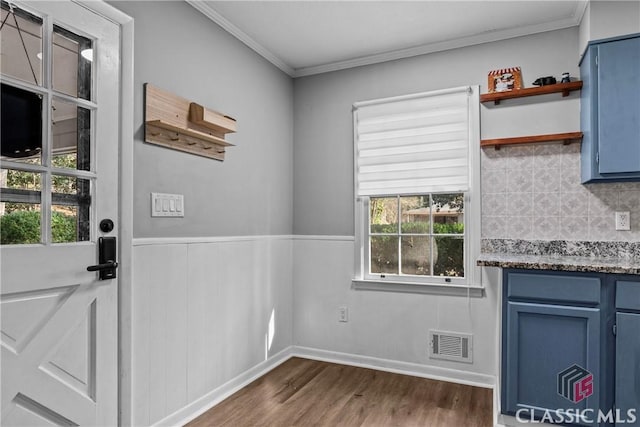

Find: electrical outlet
[615,211,630,231]
[338,306,348,322]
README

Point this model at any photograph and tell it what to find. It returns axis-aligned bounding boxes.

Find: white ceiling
[188,1,588,78]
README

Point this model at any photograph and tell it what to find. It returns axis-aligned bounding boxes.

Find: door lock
[87,236,118,280]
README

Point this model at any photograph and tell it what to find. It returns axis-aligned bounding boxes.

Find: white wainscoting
[131,235,500,426]
[292,237,500,381]
[132,236,293,426]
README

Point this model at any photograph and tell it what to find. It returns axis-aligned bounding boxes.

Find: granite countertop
[477,239,640,275]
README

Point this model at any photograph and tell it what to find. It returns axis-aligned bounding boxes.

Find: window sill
[351,279,485,297]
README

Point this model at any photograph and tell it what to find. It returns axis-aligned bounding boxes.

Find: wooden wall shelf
[144,84,235,161]
[480,81,583,105]
[481,132,583,150]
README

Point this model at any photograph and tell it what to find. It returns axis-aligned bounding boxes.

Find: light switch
[151,193,185,217]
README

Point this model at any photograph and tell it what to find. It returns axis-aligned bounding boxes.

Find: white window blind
[354,87,472,197]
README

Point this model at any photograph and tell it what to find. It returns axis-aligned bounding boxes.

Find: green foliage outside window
[1,210,77,244]
[1,154,79,244]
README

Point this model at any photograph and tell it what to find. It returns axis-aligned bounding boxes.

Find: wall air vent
[429,330,473,363]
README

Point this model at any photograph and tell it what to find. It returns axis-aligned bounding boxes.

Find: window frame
[1,1,98,246]
[352,86,482,291]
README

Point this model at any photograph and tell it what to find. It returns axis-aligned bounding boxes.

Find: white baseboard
[292,346,495,389]
[153,347,294,427]
[154,345,495,426]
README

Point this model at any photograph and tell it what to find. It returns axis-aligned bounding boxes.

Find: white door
[1,1,120,425]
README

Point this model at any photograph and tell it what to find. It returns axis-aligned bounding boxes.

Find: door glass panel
[52,99,91,171]
[52,25,91,100]
[1,83,43,164]
[0,2,43,86]
[51,175,90,242]
[1,168,42,244]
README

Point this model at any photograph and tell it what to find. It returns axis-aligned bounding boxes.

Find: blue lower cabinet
[615,312,640,427]
[614,276,640,427]
[503,301,601,426]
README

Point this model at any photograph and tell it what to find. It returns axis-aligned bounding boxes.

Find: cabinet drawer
[507,272,601,304]
[616,281,640,311]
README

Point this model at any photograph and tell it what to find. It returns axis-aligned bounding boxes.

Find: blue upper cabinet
[581,34,640,183]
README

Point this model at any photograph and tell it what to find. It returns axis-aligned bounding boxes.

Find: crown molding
[294,17,582,77]
[188,1,585,79]
[186,0,295,77]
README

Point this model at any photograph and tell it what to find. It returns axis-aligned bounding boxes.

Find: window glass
[401,195,429,234]
[371,236,399,274]
[368,192,465,279]
[0,2,43,86]
[0,169,42,244]
[434,236,464,277]
[401,235,431,276]
[370,197,397,233]
[432,193,464,234]
[1,84,43,164]
[52,99,91,171]
[53,25,91,100]
[51,175,90,243]
[1,6,96,246]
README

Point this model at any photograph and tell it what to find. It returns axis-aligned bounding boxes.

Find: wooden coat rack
[144,84,236,161]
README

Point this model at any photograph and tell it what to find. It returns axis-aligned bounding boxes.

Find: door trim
[73,1,134,425]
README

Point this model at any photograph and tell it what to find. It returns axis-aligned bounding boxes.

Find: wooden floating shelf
[144,84,236,161]
[480,81,583,105]
[146,120,233,147]
[145,120,233,162]
[481,132,583,150]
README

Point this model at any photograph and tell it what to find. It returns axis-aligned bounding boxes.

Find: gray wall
[111,1,294,238]
[293,27,582,236]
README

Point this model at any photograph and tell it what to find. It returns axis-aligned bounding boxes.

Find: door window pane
[1,168,42,244]
[51,175,90,242]
[0,2,42,86]
[52,99,91,171]
[1,84,43,164]
[52,25,91,100]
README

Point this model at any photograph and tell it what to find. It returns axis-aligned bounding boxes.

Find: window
[353,86,481,289]
[1,1,95,245]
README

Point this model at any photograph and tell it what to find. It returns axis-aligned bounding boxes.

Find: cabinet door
[503,302,600,425]
[597,36,640,174]
[616,312,640,427]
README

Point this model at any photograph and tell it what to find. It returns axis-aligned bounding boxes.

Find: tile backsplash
[481,143,640,242]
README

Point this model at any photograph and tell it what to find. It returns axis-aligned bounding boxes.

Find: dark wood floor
[186,357,493,427]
